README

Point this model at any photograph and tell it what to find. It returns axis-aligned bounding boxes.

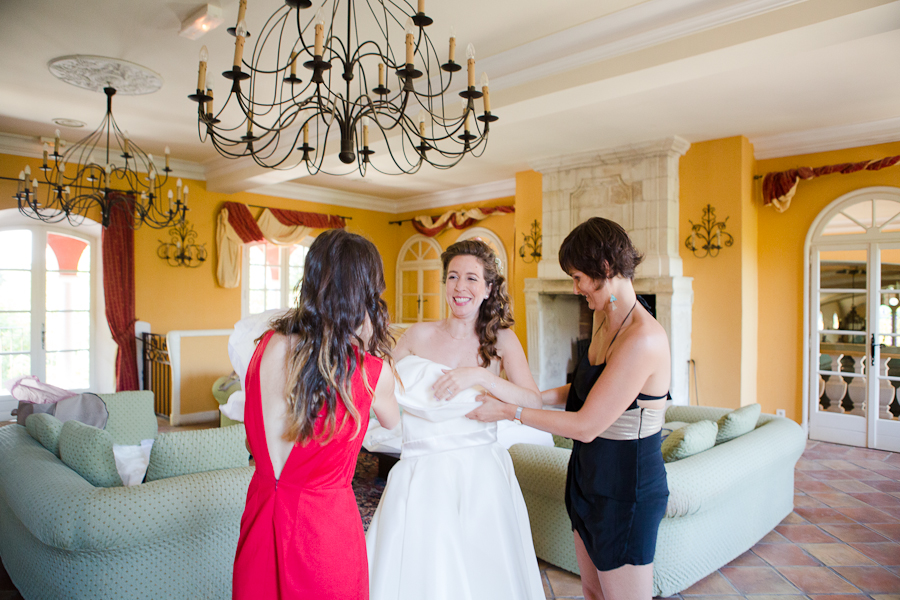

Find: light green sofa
[509,405,806,597]
[0,391,253,600]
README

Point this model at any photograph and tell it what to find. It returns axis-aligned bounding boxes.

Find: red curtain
[762,155,900,210]
[102,194,139,391]
[270,208,346,229]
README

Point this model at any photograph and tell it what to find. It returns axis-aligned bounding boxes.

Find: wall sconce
[685,204,733,258]
[519,219,542,263]
[158,219,207,268]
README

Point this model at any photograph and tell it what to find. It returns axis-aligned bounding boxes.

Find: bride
[366,239,545,600]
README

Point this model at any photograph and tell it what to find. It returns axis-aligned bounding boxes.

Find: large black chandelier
[189,0,497,176]
[14,86,188,229]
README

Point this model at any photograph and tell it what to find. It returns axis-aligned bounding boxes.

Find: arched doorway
[805,187,900,450]
[396,235,444,324]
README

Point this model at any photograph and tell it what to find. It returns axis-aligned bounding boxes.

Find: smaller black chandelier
[14,87,187,229]
[519,219,542,263]
[189,0,497,177]
[158,219,208,268]
[685,204,733,258]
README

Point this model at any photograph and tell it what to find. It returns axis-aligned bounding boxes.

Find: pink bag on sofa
[7,376,77,404]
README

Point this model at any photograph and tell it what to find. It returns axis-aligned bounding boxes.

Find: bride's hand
[433,367,485,401]
[466,393,511,422]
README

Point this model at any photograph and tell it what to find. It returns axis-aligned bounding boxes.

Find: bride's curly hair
[271,229,393,445]
[441,239,513,367]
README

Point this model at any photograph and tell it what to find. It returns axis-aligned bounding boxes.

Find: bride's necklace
[443,323,474,341]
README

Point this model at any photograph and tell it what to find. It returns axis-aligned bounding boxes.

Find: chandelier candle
[198,46,209,90]
[233,20,247,67]
[467,44,475,88]
[405,19,415,66]
[54,130,60,156]
[481,73,490,113]
[449,28,456,63]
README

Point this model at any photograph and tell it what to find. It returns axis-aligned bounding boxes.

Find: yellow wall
[513,171,543,353]
[680,137,757,410]
[756,141,900,422]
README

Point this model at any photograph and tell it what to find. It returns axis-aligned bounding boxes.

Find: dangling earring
[609,294,618,311]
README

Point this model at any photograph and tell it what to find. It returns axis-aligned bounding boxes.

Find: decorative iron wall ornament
[158,219,207,268]
[519,219,542,263]
[685,204,733,258]
[189,0,497,177]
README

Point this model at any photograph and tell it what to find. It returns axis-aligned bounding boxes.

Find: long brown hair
[271,229,392,444]
[441,239,513,367]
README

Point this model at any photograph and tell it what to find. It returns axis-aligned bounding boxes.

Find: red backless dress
[233,330,381,600]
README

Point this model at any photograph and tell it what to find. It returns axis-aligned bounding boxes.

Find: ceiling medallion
[48,56,163,95]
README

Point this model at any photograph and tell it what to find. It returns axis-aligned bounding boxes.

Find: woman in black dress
[469,217,670,600]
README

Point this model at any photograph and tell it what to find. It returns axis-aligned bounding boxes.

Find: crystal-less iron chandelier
[14,86,188,229]
[189,0,497,176]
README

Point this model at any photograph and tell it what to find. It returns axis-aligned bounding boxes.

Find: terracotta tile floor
[539,440,900,599]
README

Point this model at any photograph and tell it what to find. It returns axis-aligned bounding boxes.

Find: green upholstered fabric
[97,391,158,445]
[552,434,573,450]
[0,403,254,599]
[25,413,64,457]
[146,424,249,482]
[58,420,123,488]
[662,420,718,463]
[510,406,806,597]
[716,403,762,445]
[661,420,689,441]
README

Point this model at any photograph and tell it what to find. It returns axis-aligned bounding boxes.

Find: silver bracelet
[513,405,524,425]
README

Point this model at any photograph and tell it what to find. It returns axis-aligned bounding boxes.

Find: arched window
[0,210,115,415]
[456,226,508,276]
[396,235,443,324]
[805,187,900,451]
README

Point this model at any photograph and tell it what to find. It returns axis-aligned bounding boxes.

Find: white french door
[808,190,900,451]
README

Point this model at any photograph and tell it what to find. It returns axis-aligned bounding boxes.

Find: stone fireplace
[526,137,693,404]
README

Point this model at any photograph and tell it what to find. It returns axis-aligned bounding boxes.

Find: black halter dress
[563,311,669,572]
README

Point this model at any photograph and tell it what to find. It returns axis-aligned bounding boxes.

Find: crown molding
[751,117,900,159]
[484,0,807,91]
[531,136,691,173]
[0,132,206,181]
[394,179,517,214]
[249,183,397,213]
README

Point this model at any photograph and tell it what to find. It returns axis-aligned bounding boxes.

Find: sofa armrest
[0,425,253,552]
[146,424,248,481]
[664,416,804,518]
[509,443,570,500]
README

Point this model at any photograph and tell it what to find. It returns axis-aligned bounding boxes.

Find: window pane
[0,312,30,353]
[248,245,265,265]
[47,233,89,273]
[249,290,266,315]
[266,290,281,311]
[46,311,90,351]
[823,212,867,236]
[0,271,31,311]
[248,265,265,290]
[0,354,30,395]
[266,264,280,290]
[46,350,89,390]
[46,271,90,311]
[0,230,32,269]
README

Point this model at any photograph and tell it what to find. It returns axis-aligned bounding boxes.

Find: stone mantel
[530,136,691,174]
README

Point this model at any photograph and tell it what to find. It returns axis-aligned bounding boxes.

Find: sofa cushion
[716,403,762,445]
[58,420,123,488]
[97,391,158,445]
[146,424,248,482]
[661,420,718,463]
[25,413,64,456]
[552,434,574,450]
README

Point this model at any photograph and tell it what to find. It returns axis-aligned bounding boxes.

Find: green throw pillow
[25,413,64,457]
[662,420,718,463]
[58,420,123,488]
[661,421,689,441]
[553,434,574,450]
[716,403,762,445]
[146,424,249,482]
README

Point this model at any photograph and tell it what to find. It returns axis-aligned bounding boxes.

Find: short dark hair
[558,217,643,282]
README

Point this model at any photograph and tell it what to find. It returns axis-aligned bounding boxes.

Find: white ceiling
[1,0,899,211]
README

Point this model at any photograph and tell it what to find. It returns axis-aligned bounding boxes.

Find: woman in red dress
[233,229,400,600]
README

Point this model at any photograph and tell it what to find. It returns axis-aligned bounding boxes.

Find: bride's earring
[609,294,618,311]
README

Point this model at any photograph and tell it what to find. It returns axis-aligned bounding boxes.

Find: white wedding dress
[366,355,545,600]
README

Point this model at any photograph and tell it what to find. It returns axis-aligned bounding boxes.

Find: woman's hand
[433,367,487,401]
[466,393,513,422]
